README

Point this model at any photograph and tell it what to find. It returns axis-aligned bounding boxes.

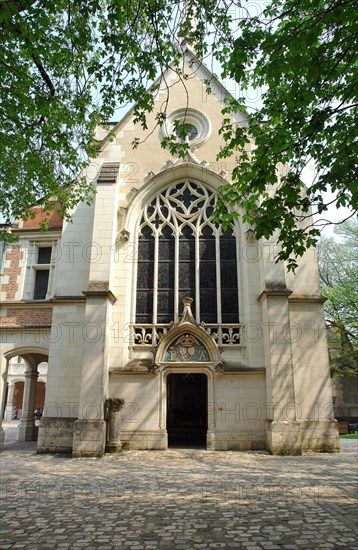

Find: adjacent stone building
[0,45,339,455]
[2,356,47,421]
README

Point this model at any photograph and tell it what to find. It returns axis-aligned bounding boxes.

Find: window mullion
[235,230,241,321]
[153,232,159,325]
[132,241,139,325]
[216,231,222,326]
[174,229,179,322]
[195,230,200,322]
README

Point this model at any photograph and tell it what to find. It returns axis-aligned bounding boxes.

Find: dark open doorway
[167,373,207,448]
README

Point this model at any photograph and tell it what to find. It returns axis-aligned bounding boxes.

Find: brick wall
[0,308,52,327]
[2,245,23,300]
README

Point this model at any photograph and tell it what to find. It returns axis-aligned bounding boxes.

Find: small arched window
[135,180,239,325]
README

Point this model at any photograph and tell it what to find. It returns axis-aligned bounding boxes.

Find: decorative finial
[182,296,193,307]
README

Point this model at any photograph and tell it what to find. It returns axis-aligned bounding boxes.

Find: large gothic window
[135,181,239,325]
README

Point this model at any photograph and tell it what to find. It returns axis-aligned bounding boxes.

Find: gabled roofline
[98,43,247,152]
[183,45,239,107]
[97,62,171,151]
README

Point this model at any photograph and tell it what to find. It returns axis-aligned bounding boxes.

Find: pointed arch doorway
[166,372,207,448]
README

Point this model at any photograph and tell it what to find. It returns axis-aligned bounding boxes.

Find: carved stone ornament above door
[150,297,223,375]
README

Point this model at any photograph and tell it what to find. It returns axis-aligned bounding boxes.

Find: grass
[340,434,358,439]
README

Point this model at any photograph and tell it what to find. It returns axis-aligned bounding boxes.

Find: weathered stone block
[120,430,167,450]
[72,419,106,457]
[266,420,302,455]
[37,417,76,454]
[207,431,266,451]
[300,420,340,452]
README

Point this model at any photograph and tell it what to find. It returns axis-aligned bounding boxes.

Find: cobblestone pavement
[1,425,357,550]
[3,421,20,444]
[2,421,37,452]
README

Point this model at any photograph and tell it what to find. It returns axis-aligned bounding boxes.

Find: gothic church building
[0,46,339,455]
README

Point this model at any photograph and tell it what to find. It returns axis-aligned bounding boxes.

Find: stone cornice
[222,367,266,374]
[83,281,116,304]
[258,286,293,303]
[0,325,51,330]
[49,296,86,304]
[109,364,265,375]
[12,228,62,236]
[1,297,87,308]
[288,294,326,304]
[0,301,54,308]
[82,290,117,304]
[110,367,149,374]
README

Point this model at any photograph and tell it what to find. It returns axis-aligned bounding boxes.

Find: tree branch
[11,20,56,98]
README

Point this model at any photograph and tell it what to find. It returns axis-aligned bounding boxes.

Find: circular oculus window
[161,108,211,147]
[175,123,198,141]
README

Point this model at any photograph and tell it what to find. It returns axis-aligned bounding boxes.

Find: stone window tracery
[135,180,239,327]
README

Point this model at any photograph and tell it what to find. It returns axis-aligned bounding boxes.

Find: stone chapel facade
[0,46,340,455]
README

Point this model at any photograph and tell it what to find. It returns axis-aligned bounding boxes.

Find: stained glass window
[220,228,239,323]
[175,124,198,141]
[136,225,154,323]
[135,181,239,324]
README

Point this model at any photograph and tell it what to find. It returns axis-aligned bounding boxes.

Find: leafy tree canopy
[215,0,357,270]
[1,0,357,267]
[318,219,358,377]
[0,0,233,234]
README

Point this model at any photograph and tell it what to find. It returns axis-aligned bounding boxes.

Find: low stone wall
[72,419,106,458]
[37,417,76,454]
[36,419,341,455]
[300,420,340,453]
[266,419,340,455]
[207,431,266,451]
[120,430,167,450]
[266,420,302,455]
